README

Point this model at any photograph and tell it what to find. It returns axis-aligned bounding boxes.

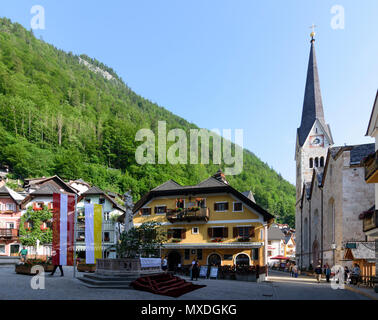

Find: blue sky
[1,0,377,184]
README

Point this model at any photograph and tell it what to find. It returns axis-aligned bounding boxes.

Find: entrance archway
[207,253,222,266]
[167,251,181,271]
[235,253,250,266]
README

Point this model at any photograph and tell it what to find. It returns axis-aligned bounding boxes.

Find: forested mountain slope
[0,18,295,226]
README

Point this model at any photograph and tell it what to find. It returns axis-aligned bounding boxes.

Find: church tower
[295,32,334,200]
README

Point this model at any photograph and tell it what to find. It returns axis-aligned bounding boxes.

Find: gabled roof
[242,191,256,203]
[297,39,333,147]
[0,186,24,203]
[79,186,126,213]
[268,225,285,241]
[23,175,78,194]
[344,242,375,261]
[132,172,274,222]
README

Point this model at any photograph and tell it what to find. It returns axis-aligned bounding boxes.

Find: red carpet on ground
[130,273,206,298]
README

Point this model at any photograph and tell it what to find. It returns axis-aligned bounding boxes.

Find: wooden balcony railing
[364,151,378,183]
[0,228,18,239]
[166,207,210,223]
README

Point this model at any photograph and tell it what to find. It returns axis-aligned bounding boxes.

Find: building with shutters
[132,171,274,270]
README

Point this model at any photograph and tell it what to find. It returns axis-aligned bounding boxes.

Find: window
[234,226,254,238]
[176,199,185,209]
[268,251,272,257]
[0,245,5,254]
[141,208,151,216]
[104,212,110,220]
[315,157,319,167]
[104,232,110,242]
[10,244,19,254]
[320,157,325,167]
[208,227,228,238]
[85,198,91,204]
[196,198,206,208]
[184,249,190,260]
[192,227,199,235]
[309,158,314,168]
[235,254,250,266]
[214,202,228,212]
[6,203,15,211]
[77,231,85,241]
[154,206,167,214]
[268,241,272,245]
[224,254,233,261]
[173,229,183,239]
[197,249,203,260]
[99,198,105,205]
[233,202,243,212]
[168,228,186,240]
[260,229,264,240]
[6,222,14,229]
[252,248,259,260]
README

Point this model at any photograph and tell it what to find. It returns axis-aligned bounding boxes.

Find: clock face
[310,135,324,147]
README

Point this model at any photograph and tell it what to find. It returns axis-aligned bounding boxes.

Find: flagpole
[73,194,77,278]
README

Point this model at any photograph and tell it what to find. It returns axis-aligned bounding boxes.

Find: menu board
[209,266,218,279]
[199,266,208,278]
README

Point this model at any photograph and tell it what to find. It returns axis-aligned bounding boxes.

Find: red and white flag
[52,193,75,266]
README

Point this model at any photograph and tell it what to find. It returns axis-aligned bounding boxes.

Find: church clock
[309,135,324,147]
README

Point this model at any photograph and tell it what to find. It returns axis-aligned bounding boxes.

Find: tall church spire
[297,34,333,147]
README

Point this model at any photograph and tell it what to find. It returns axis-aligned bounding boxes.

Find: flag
[85,203,102,264]
[52,193,75,266]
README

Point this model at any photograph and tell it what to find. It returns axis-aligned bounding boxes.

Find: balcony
[0,228,18,240]
[166,207,210,223]
[362,210,378,235]
[363,151,378,183]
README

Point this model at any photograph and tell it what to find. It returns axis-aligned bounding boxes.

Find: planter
[235,273,257,282]
[223,274,236,280]
[77,264,96,273]
[15,264,54,275]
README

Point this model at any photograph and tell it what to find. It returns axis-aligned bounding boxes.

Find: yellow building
[133,171,275,270]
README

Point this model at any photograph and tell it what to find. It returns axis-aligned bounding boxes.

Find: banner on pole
[84,203,102,264]
[52,193,75,266]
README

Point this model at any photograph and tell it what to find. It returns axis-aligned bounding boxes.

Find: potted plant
[77,261,96,273]
[235,265,257,282]
[15,258,54,275]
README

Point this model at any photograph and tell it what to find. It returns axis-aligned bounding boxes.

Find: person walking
[351,263,361,285]
[192,260,200,281]
[315,264,322,283]
[256,264,260,281]
[325,264,331,283]
[344,266,350,283]
[161,256,168,272]
[50,264,64,276]
[190,258,196,280]
[293,263,298,278]
[19,247,28,262]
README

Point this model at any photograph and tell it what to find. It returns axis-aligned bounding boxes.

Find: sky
[1,0,377,184]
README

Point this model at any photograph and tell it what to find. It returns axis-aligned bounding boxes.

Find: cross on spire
[309,24,317,41]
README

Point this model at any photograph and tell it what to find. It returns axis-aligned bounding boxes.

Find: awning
[270,255,291,260]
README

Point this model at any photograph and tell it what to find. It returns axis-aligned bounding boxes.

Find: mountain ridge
[0,17,295,226]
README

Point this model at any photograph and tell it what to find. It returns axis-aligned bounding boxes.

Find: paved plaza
[0,266,372,300]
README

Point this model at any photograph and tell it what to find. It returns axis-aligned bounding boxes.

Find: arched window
[235,253,250,266]
[315,157,319,167]
[309,158,314,168]
[320,157,325,167]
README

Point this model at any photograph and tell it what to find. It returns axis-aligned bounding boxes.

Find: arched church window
[315,158,319,167]
[320,157,324,167]
[309,158,313,168]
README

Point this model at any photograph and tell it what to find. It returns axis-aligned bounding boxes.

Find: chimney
[212,170,228,184]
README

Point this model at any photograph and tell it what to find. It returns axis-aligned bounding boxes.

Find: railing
[166,207,210,223]
[0,228,18,239]
[363,210,378,232]
[364,150,378,182]
[0,210,16,214]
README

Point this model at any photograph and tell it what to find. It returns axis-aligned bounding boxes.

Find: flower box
[171,238,182,243]
[15,263,54,275]
[77,264,96,273]
[211,238,223,243]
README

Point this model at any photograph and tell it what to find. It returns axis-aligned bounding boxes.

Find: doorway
[168,251,182,271]
[207,253,222,266]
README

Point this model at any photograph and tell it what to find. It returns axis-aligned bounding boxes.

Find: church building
[295,32,375,269]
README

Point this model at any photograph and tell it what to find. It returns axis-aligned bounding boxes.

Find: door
[168,251,182,271]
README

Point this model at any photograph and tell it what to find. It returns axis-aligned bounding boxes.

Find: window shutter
[233,227,238,238]
[208,228,213,238]
[163,206,167,213]
[223,227,228,238]
[249,227,255,238]
[154,206,157,214]
[181,228,186,239]
[48,203,53,210]
[214,203,218,211]
[148,208,152,215]
[225,202,229,210]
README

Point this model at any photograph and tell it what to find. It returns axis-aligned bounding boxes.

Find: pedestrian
[293,263,298,278]
[314,264,322,283]
[256,264,260,280]
[351,263,361,285]
[161,256,168,272]
[50,264,64,276]
[19,246,28,262]
[177,262,182,275]
[344,266,350,283]
[325,263,331,283]
[190,258,196,280]
[192,260,199,281]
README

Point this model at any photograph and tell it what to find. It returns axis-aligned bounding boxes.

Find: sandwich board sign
[209,266,218,279]
[199,266,208,278]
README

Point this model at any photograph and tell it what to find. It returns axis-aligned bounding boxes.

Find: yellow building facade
[133,172,274,270]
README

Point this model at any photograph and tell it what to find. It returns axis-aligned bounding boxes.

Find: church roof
[297,39,333,147]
